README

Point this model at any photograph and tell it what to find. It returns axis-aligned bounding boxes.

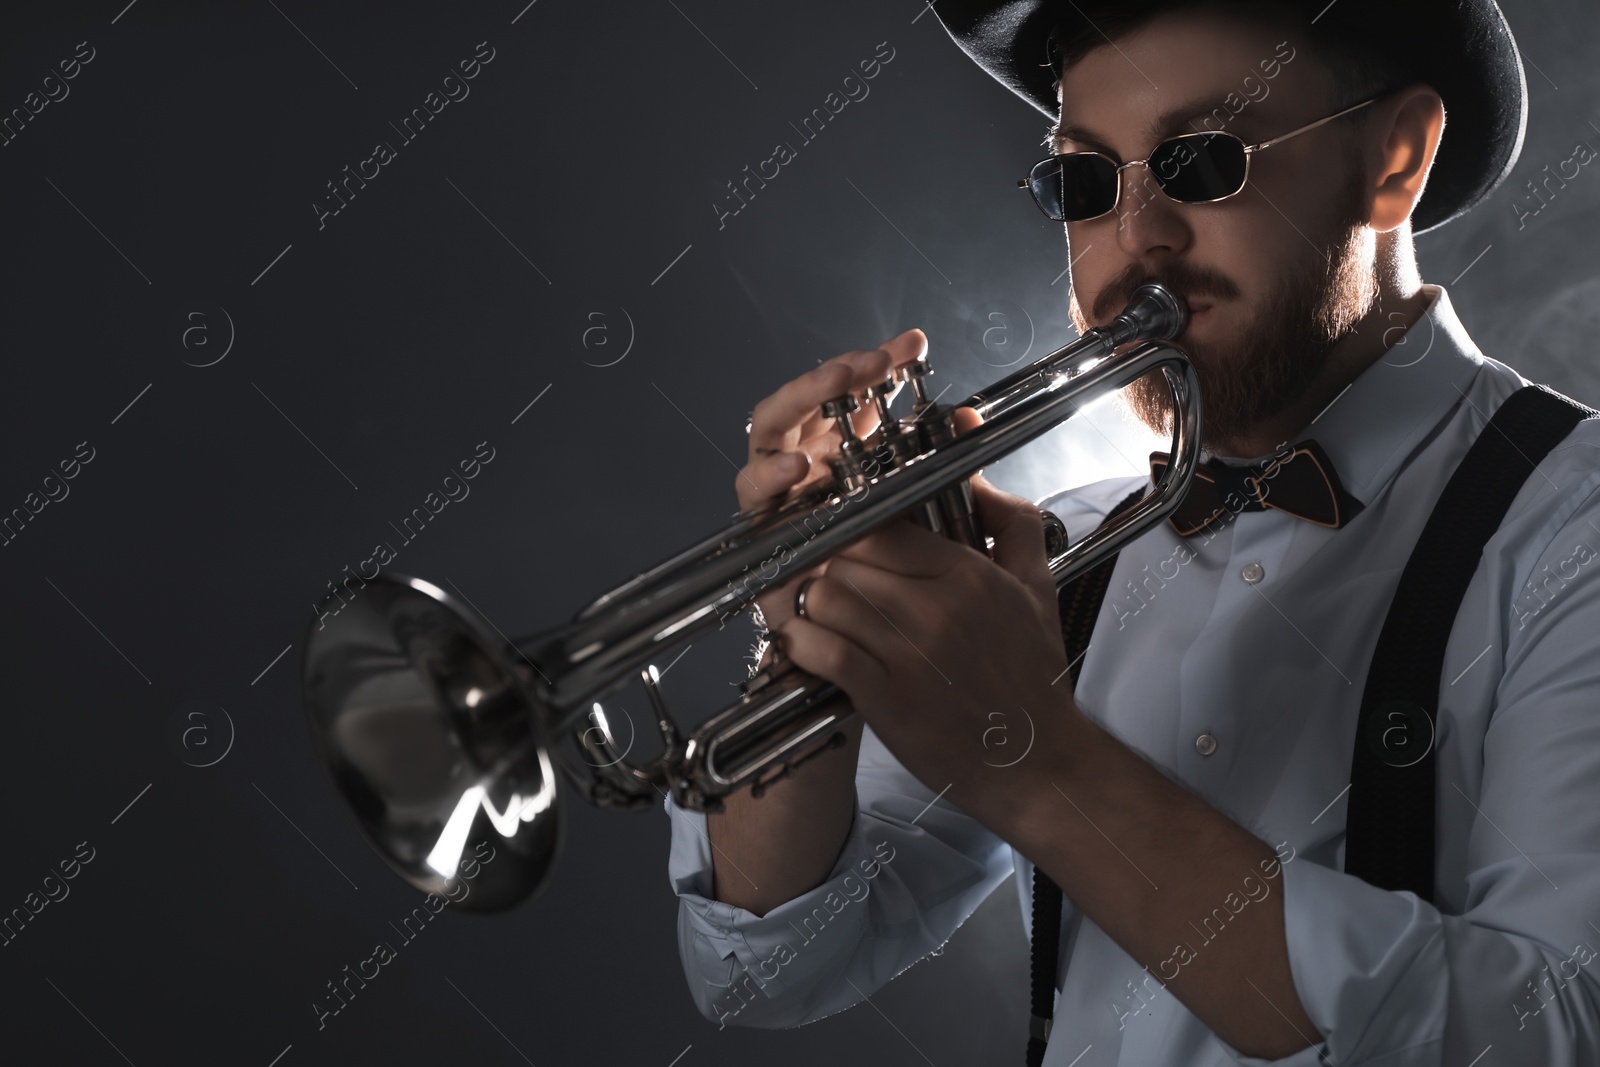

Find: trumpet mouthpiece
[1105,282,1187,347]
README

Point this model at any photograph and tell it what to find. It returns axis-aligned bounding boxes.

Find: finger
[748,355,878,460]
[747,329,927,460]
[798,561,948,652]
[745,494,951,637]
[887,328,929,368]
[797,569,963,688]
[735,449,813,513]
[776,614,887,696]
[969,474,1051,588]
[749,555,831,633]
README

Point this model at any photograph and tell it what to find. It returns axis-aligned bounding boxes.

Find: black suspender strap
[1344,384,1596,901]
[1027,486,1146,1067]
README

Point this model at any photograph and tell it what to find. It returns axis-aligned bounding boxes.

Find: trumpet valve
[819,393,861,432]
[862,375,898,427]
[821,394,873,491]
[896,358,934,411]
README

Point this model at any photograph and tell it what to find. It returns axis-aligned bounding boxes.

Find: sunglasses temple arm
[1249,95,1381,152]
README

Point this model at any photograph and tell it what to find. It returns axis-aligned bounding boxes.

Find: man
[666,1,1600,1063]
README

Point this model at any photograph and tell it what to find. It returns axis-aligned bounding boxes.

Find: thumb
[952,405,982,437]
[970,473,1052,589]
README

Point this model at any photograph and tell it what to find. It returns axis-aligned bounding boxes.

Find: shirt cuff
[665,795,891,1028]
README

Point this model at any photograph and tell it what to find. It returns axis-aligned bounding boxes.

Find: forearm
[988,707,1319,1059]
[706,686,865,916]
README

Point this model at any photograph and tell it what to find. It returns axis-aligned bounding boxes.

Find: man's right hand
[737,328,929,651]
[703,328,926,917]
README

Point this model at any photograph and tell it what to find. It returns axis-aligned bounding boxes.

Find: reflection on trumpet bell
[303,576,561,914]
[301,282,1201,911]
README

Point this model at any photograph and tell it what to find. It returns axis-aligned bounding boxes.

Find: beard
[1068,167,1377,457]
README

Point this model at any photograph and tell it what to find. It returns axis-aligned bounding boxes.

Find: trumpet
[301,282,1200,911]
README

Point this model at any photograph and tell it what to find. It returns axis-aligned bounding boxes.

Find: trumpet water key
[301,282,1200,911]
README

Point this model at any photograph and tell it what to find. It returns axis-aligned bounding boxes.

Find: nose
[1110,160,1193,260]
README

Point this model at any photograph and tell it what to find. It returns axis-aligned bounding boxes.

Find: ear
[1367,84,1446,233]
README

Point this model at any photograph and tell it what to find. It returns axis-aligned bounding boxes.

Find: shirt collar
[1206,283,1485,508]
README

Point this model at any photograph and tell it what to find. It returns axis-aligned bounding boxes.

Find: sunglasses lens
[1030,154,1119,221]
[1148,133,1248,202]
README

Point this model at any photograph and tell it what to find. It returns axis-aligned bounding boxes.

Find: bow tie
[1149,439,1365,538]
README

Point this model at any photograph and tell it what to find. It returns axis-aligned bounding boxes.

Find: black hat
[931,0,1527,234]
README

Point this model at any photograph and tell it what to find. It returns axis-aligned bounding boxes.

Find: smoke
[1515,274,1600,407]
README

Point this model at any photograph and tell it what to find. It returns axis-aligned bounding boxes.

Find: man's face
[1057,7,1380,457]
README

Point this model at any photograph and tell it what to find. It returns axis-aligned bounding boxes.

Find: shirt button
[1195,733,1218,756]
[1241,562,1265,584]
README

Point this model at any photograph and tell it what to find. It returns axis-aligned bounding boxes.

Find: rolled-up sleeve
[666,722,1014,1029]
[1216,486,1600,1067]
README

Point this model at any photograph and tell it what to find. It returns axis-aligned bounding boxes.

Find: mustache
[1093,262,1240,321]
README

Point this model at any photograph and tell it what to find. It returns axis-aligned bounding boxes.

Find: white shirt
[664,283,1600,1066]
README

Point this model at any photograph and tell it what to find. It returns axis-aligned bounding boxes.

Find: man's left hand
[773,413,1081,824]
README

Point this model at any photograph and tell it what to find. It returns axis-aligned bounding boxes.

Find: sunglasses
[1019,95,1383,222]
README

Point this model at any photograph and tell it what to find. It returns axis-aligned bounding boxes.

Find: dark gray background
[1,1,1595,1065]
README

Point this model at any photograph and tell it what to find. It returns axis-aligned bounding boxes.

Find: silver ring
[794,576,817,619]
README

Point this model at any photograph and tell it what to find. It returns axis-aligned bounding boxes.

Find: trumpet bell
[303,574,564,912]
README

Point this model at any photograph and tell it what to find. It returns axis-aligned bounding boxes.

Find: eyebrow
[1045,96,1262,155]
